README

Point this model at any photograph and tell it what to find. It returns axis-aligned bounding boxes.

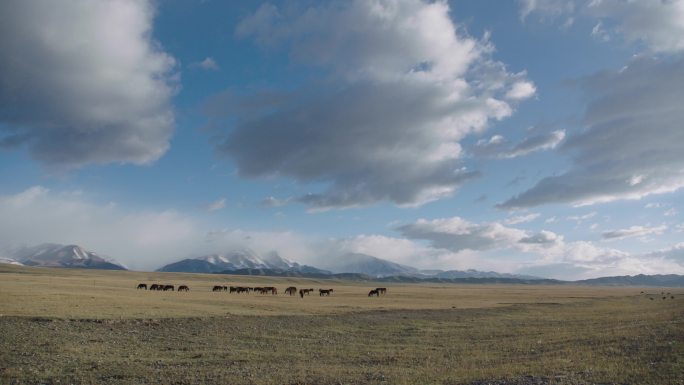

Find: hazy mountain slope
[13,243,126,270]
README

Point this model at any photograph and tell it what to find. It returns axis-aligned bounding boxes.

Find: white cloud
[521,0,684,53]
[567,211,597,223]
[602,225,667,240]
[191,57,219,71]
[205,198,226,212]
[519,0,576,21]
[505,81,537,100]
[397,216,528,252]
[664,208,678,217]
[473,130,565,158]
[0,0,177,169]
[504,213,540,225]
[207,0,534,209]
[519,230,561,244]
[261,196,291,208]
[501,57,684,209]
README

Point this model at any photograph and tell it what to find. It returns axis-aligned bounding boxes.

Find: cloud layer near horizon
[1,186,682,280]
[0,0,176,169]
[207,0,534,209]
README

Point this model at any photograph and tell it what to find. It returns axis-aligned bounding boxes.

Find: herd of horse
[137,283,189,292]
[136,283,387,297]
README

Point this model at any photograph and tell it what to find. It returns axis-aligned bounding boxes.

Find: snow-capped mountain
[320,252,419,277]
[12,243,127,270]
[157,249,329,274]
[0,257,24,266]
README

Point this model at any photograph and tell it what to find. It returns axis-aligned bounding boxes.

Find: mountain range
[156,249,331,275]
[7,243,127,270]
[1,243,683,286]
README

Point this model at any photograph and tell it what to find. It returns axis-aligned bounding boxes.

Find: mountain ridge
[10,243,126,270]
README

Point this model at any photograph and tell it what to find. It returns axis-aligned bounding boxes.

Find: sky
[1,0,684,279]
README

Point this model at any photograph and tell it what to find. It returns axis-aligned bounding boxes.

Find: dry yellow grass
[0,264,668,319]
[1,264,682,384]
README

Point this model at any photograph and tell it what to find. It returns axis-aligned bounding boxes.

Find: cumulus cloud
[0,0,177,169]
[396,216,530,252]
[207,0,534,209]
[521,0,684,53]
[519,230,561,244]
[500,56,684,209]
[472,130,565,158]
[601,225,667,240]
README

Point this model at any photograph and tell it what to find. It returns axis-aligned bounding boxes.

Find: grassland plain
[0,265,682,384]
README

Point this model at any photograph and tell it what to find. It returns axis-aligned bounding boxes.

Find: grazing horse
[368,289,379,297]
[261,286,277,295]
[285,286,297,296]
[319,288,333,296]
[178,285,189,292]
[163,285,174,291]
[212,285,223,292]
[137,283,147,290]
[302,288,314,295]
[149,284,160,291]
[375,287,387,295]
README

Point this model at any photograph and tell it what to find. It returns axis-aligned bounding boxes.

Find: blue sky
[1,0,684,279]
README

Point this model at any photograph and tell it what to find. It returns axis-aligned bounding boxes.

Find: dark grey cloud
[208,0,534,209]
[0,0,176,169]
[501,56,684,209]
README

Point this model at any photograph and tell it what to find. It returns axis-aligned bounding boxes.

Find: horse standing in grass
[319,289,333,296]
[368,289,379,297]
[284,286,297,296]
[137,283,147,290]
[163,285,174,291]
[178,285,189,292]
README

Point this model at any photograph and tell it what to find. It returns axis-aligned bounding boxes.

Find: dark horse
[212,285,224,292]
[178,285,190,292]
[284,286,297,296]
[163,284,174,291]
[261,286,277,295]
[301,288,314,295]
[137,283,147,290]
[368,289,379,297]
[149,284,161,291]
[319,288,333,296]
